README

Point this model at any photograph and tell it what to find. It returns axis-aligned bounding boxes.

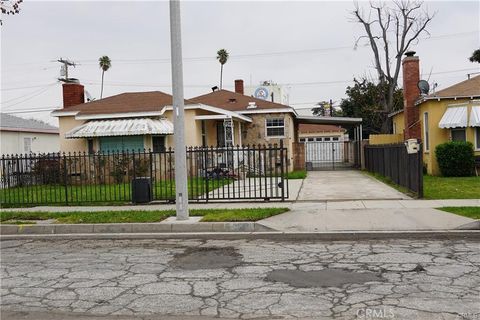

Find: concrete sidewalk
[2,198,478,212]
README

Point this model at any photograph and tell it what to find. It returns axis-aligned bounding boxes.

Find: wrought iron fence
[364,143,423,197]
[0,143,289,207]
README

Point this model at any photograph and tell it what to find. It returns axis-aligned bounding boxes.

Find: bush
[435,141,474,177]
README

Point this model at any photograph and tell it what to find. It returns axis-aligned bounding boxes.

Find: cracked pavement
[1,238,479,320]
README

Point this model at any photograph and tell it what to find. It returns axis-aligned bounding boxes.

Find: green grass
[287,170,307,179]
[423,176,480,199]
[193,208,288,222]
[438,207,480,219]
[0,208,289,224]
[0,178,231,207]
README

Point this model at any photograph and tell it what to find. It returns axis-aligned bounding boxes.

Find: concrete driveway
[297,170,410,201]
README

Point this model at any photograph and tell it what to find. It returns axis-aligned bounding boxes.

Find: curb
[2,230,479,241]
[0,221,274,235]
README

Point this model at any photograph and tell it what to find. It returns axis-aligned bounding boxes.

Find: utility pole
[169,0,189,220]
[57,58,76,82]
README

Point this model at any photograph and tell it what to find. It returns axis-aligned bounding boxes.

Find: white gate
[305,141,353,170]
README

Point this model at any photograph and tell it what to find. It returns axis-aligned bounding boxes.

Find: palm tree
[98,56,111,99]
[216,49,229,89]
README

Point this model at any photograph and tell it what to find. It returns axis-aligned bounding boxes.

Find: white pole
[169,0,189,220]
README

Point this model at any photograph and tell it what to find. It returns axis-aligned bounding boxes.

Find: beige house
[52,79,362,172]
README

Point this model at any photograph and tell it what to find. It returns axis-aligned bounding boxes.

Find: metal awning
[65,118,174,139]
[438,106,468,129]
[295,115,362,127]
[469,106,480,127]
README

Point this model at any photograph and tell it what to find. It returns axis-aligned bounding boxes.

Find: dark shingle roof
[63,91,192,116]
[189,90,292,112]
[0,113,58,133]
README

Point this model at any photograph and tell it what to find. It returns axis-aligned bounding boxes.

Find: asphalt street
[1,238,479,320]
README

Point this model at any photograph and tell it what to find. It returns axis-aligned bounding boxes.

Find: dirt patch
[170,247,242,270]
[266,269,383,288]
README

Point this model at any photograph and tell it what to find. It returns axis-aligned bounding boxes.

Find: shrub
[435,141,474,177]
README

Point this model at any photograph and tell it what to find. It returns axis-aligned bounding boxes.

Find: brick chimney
[62,82,85,108]
[234,79,244,95]
[402,51,421,140]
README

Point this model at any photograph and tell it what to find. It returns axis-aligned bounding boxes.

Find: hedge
[435,141,474,177]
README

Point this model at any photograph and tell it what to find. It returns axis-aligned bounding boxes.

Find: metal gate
[305,141,356,171]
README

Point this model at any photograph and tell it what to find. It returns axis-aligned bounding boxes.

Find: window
[87,139,95,154]
[99,136,144,153]
[315,137,322,142]
[423,112,429,152]
[23,137,32,153]
[333,137,339,141]
[451,128,466,142]
[299,138,305,143]
[324,137,331,141]
[476,127,480,150]
[393,122,397,134]
[307,138,315,142]
[265,118,285,137]
[152,136,166,152]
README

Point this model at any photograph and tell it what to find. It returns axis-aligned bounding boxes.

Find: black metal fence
[364,143,423,197]
[0,143,289,207]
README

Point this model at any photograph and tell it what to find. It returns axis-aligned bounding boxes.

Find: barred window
[265,118,285,137]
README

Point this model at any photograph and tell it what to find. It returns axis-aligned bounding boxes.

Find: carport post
[169,0,189,220]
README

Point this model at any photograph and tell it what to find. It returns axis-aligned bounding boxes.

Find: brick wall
[402,54,421,140]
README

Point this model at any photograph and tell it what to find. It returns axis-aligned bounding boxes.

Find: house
[388,52,480,175]
[51,81,250,155]
[298,124,347,143]
[52,80,363,172]
[0,113,59,155]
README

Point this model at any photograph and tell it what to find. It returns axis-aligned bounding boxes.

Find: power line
[1,85,56,109]
[1,83,57,104]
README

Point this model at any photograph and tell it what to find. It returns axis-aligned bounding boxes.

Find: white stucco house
[0,113,60,155]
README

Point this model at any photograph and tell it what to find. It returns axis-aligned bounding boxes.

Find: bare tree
[353,0,434,133]
[1,0,22,25]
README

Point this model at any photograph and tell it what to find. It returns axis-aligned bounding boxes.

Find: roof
[189,90,294,113]
[0,113,59,134]
[65,118,174,139]
[429,75,480,99]
[299,124,345,133]
[295,115,362,127]
[53,91,192,117]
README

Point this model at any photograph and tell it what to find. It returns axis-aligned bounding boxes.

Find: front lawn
[438,207,480,219]
[0,177,231,207]
[0,208,289,224]
[423,176,480,199]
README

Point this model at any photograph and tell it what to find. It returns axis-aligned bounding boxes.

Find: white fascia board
[51,110,79,117]
[238,108,297,116]
[416,95,480,105]
[75,111,164,120]
[195,115,229,120]
[165,103,252,122]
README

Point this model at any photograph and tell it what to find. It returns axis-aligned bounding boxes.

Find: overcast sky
[1,0,479,125]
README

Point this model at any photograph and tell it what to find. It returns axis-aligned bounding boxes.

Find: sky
[1,0,479,125]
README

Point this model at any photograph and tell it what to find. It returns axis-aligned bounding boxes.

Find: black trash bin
[131,177,153,204]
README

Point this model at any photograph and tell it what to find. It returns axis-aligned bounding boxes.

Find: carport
[294,116,363,170]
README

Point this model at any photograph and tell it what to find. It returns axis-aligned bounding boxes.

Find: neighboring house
[0,113,59,155]
[388,52,480,175]
[298,124,347,143]
[52,80,362,171]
